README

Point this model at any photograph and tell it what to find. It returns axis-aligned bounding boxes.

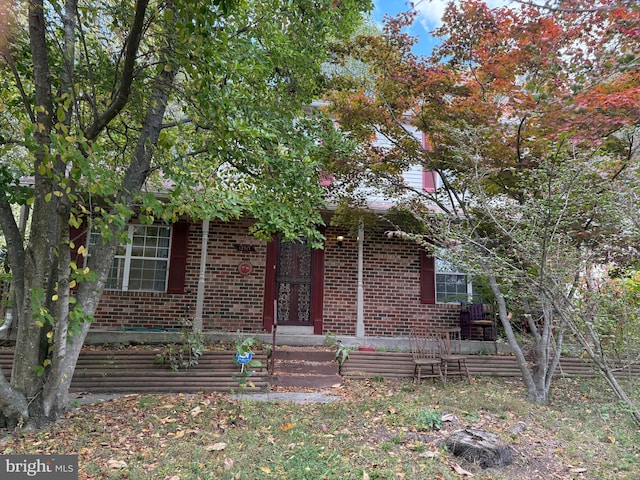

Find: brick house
[82,162,482,345]
[87,218,465,336]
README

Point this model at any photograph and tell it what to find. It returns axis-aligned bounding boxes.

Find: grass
[2,376,640,479]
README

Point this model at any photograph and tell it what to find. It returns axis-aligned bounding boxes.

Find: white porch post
[356,220,365,338]
[193,219,209,332]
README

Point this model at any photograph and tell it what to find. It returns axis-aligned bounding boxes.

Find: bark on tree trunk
[485,269,561,404]
[35,60,177,428]
[0,0,160,429]
[445,429,513,468]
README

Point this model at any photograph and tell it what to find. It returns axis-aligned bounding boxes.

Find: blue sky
[372,0,511,58]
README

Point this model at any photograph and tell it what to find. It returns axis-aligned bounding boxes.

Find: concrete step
[271,374,342,389]
[270,347,341,389]
[274,360,339,375]
[273,348,335,362]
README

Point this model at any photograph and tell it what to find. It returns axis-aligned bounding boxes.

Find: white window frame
[435,257,472,304]
[90,224,172,292]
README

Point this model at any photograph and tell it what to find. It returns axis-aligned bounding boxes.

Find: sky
[372,0,511,58]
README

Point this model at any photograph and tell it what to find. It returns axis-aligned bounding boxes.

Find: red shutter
[311,246,325,335]
[420,250,436,304]
[167,221,189,294]
[421,132,437,192]
[421,131,433,151]
[422,170,437,192]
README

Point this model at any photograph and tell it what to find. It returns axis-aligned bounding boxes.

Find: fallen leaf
[607,436,616,443]
[280,422,294,431]
[107,459,127,469]
[570,467,588,473]
[174,430,185,439]
[452,463,474,476]
[420,451,439,459]
[190,406,203,417]
[205,442,227,452]
[260,466,271,473]
[224,457,234,470]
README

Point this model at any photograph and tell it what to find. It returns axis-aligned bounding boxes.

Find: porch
[82,329,507,354]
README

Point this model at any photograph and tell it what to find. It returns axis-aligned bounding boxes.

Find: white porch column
[356,220,365,338]
[193,219,209,332]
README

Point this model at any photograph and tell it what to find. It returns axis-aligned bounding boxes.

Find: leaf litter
[0,377,638,479]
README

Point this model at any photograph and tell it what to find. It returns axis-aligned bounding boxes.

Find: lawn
[2,376,639,479]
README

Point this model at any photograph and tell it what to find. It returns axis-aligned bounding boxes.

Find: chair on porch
[460,303,496,341]
[438,327,470,385]
[409,328,443,384]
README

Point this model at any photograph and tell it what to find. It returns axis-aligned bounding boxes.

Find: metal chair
[409,328,443,384]
[438,327,470,385]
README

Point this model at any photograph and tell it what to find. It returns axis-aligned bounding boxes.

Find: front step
[271,347,341,389]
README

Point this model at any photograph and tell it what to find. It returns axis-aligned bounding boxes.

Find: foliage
[155,329,205,372]
[3,377,640,479]
[574,268,640,364]
[232,331,263,393]
[0,0,372,428]
[324,0,640,410]
[416,407,443,431]
[325,331,354,372]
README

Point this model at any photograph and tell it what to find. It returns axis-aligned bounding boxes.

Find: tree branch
[29,0,53,139]
[84,0,149,140]
[0,199,25,314]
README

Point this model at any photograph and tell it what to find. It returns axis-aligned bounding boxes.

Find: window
[420,251,472,304]
[90,225,172,292]
[435,258,472,304]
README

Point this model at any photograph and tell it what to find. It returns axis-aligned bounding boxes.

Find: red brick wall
[93,219,266,332]
[93,219,465,337]
[198,220,266,332]
[322,224,460,337]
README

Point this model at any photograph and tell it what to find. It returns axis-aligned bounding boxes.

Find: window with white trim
[435,257,472,303]
[90,225,172,292]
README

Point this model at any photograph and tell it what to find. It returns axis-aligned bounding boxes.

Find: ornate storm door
[276,239,312,325]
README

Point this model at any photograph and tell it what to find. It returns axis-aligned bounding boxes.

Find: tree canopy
[0,0,372,428]
[325,0,640,407]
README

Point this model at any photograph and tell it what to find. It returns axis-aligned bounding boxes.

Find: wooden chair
[462,303,496,341]
[409,328,443,384]
[438,327,470,385]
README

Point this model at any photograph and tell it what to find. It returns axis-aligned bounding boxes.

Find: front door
[262,236,324,333]
[276,239,312,325]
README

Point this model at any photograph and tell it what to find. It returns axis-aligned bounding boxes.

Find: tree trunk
[0,0,172,430]
[486,270,561,404]
[35,63,176,427]
[445,429,513,468]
